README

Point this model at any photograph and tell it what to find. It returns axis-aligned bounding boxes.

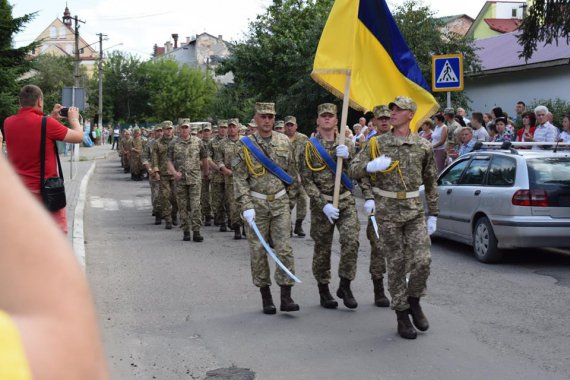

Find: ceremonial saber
[250,222,302,283]
[370,214,380,240]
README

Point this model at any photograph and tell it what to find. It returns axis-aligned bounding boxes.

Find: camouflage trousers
[377,216,431,311]
[367,217,386,279]
[310,196,360,284]
[149,177,161,214]
[176,183,202,232]
[159,176,178,223]
[211,181,227,225]
[245,196,296,287]
[201,177,212,219]
[130,153,143,176]
[225,178,242,228]
[289,184,308,221]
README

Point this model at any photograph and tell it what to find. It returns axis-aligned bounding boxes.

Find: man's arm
[50,105,83,144]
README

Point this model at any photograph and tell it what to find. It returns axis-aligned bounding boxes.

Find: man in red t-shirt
[3,85,84,234]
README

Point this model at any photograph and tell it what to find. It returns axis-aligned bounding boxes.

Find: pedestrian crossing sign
[432,54,463,92]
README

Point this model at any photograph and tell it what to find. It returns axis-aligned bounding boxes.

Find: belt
[372,187,419,200]
[250,189,287,201]
[322,191,352,202]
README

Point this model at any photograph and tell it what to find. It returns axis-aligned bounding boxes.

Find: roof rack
[473,141,570,154]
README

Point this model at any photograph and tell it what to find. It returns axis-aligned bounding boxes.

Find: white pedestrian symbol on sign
[437,60,458,83]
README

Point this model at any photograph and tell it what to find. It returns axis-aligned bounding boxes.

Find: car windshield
[527,157,570,187]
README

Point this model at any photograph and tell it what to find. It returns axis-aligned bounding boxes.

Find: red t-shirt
[4,108,69,193]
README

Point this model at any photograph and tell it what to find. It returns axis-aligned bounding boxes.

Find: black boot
[193,231,204,242]
[294,219,306,237]
[172,214,179,226]
[205,215,212,226]
[165,220,172,230]
[280,285,300,312]
[336,277,358,309]
[260,286,276,315]
[155,216,162,225]
[183,230,191,241]
[233,224,242,240]
[396,310,417,339]
[373,278,390,307]
[219,223,227,232]
[242,225,246,237]
[408,297,429,331]
[318,283,338,309]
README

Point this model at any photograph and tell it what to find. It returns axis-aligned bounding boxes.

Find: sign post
[432,54,463,109]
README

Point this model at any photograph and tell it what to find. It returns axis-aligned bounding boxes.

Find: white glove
[366,155,392,173]
[336,144,349,159]
[427,216,437,236]
[322,203,340,224]
[364,199,375,215]
[243,209,256,226]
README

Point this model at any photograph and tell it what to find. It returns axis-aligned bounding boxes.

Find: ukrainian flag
[311,0,439,131]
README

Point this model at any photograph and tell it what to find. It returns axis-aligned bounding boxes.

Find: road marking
[73,162,96,271]
[90,196,151,211]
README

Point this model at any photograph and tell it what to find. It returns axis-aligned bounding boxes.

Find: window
[459,157,490,185]
[49,26,57,38]
[488,156,516,186]
[59,27,67,38]
[512,8,517,17]
[439,159,469,185]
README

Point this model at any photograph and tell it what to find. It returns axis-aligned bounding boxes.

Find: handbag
[40,116,67,211]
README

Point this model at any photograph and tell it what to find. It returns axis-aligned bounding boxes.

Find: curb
[73,161,97,270]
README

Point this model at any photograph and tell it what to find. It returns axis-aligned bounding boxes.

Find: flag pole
[333,70,352,208]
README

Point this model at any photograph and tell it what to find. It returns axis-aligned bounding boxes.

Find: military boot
[193,231,204,242]
[219,223,227,232]
[408,297,429,331]
[396,310,417,339]
[233,224,242,240]
[373,278,390,307]
[242,225,246,237]
[318,283,338,309]
[260,286,276,315]
[165,220,173,230]
[205,215,212,226]
[336,277,358,309]
[183,230,191,241]
[280,285,300,312]
[294,220,306,237]
[154,216,162,225]
[172,214,179,226]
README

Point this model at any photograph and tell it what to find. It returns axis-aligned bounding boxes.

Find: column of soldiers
[120,96,438,340]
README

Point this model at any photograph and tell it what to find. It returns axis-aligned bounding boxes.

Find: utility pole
[97,33,107,132]
[73,15,86,90]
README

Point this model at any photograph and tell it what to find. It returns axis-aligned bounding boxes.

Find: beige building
[29,5,99,78]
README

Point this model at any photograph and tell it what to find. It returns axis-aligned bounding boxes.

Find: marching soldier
[119,129,131,173]
[129,127,144,181]
[233,102,300,315]
[215,118,244,240]
[151,121,179,228]
[200,123,214,226]
[283,115,309,237]
[301,103,359,309]
[166,121,209,242]
[209,122,229,230]
[350,96,439,339]
[143,126,163,218]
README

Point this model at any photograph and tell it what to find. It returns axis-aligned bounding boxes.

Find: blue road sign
[432,54,463,92]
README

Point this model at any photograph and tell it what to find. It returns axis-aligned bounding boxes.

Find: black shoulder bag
[40,116,67,211]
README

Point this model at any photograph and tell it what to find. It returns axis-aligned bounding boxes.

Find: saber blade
[371,215,379,240]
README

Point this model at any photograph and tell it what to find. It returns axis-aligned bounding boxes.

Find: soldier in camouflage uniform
[143,126,163,218]
[301,103,359,310]
[215,118,244,240]
[233,102,300,315]
[210,121,229,230]
[120,129,131,173]
[166,121,209,242]
[151,121,179,228]
[199,123,214,225]
[129,127,144,181]
[350,96,439,340]
[284,115,309,237]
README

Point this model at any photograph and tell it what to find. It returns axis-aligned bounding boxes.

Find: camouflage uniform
[233,110,299,288]
[215,133,242,231]
[142,135,161,216]
[301,133,359,284]
[168,135,208,232]
[349,105,439,312]
[209,127,228,226]
[201,128,213,223]
[288,129,309,224]
[129,132,144,180]
[151,123,178,224]
[120,135,132,172]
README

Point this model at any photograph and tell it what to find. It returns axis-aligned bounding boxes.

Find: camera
[59,107,69,118]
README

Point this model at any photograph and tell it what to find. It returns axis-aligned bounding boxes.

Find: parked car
[425,146,570,263]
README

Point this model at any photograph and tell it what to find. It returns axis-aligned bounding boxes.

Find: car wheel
[473,217,502,263]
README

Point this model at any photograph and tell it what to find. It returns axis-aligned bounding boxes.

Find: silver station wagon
[430,143,570,263]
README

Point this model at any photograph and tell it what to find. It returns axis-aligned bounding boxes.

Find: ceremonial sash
[309,137,353,191]
[241,136,294,185]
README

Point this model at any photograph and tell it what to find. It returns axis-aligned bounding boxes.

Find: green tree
[0,0,38,127]
[518,0,570,61]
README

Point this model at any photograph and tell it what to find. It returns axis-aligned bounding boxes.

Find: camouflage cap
[255,102,276,115]
[202,122,212,131]
[228,118,240,126]
[388,96,417,112]
[190,124,199,132]
[284,115,297,125]
[373,105,391,119]
[240,124,248,131]
[274,120,285,129]
[318,103,337,116]
[162,120,174,129]
[212,125,219,131]
[132,127,141,133]
[248,119,257,128]
[179,118,191,127]
[444,107,455,115]
[218,119,228,128]
[154,124,163,131]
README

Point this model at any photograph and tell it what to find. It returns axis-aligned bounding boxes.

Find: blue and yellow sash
[241,136,294,185]
[308,137,353,190]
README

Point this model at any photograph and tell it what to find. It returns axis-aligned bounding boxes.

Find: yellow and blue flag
[311,0,439,131]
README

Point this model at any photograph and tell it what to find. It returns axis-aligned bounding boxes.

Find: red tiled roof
[484,18,521,33]
[154,47,165,56]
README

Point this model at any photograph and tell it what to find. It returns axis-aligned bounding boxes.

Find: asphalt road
[86,157,570,380]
